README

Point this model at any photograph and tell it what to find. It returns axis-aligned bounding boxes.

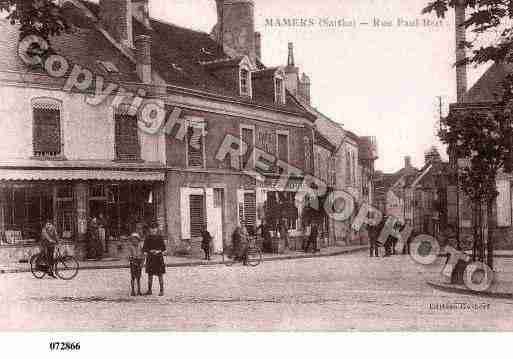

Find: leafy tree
[0,0,70,41]
[424,0,513,269]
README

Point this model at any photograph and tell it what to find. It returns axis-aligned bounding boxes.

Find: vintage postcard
[0,0,512,347]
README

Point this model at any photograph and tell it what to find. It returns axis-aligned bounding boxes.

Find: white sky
[146,0,488,173]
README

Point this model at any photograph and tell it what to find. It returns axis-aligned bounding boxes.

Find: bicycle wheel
[246,247,262,267]
[55,256,79,280]
[30,254,47,279]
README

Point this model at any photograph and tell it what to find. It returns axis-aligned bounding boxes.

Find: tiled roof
[0,18,139,83]
[78,0,311,116]
[314,130,336,152]
[0,1,312,118]
[462,62,513,103]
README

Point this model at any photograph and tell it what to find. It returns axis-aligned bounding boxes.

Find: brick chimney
[285,42,299,96]
[131,0,151,29]
[214,0,256,65]
[100,0,133,48]
[299,73,311,105]
[135,34,152,84]
[455,1,467,102]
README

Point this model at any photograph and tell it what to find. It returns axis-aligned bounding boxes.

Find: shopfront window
[101,183,156,238]
[1,184,54,244]
[265,191,298,230]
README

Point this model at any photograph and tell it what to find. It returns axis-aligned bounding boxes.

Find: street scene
[1,0,513,337]
[2,252,512,331]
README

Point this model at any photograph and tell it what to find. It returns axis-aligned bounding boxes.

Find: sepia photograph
[0,0,513,353]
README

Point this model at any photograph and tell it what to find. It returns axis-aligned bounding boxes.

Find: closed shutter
[190,194,206,237]
[188,126,204,167]
[115,114,140,161]
[243,192,256,229]
[33,107,61,155]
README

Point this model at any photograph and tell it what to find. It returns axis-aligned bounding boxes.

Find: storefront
[0,169,165,262]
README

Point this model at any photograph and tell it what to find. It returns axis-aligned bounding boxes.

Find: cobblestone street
[1,252,512,331]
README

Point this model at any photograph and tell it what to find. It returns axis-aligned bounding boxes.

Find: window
[190,194,206,237]
[275,77,285,105]
[346,151,352,186]
[240,68,251,97]
[241,126,254,170]
[33,99,62,158]
[115,112,141,161]
[304,137,312,173]
[214,188,224,209]
[187,122,205,168]
[277,132,289,163]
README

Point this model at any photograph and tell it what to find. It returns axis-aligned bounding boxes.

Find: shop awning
[0,169,165,182]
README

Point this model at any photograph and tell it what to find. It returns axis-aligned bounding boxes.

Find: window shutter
[189,194,206,237]
[115,113,140,161]
[243,192,256,229]
[180,188,191,239]
[187,126,204,167]
[33,107,61,154]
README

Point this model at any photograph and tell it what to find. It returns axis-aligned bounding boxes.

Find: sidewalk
[427,258,513,299]
[0,244,367,274]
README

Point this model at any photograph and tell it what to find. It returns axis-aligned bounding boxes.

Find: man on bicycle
[41,220,59,277]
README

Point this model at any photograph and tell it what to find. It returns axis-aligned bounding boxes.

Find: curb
[0,246,367,275]
[427,281,513,300]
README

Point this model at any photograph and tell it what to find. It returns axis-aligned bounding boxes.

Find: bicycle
[30,246,79,280]
[222,236,263,267]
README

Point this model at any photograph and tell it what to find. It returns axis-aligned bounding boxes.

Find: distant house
[373,156,417,221]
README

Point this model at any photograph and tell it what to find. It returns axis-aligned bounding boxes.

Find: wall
[166,107,310,172]
[0,85,162,163]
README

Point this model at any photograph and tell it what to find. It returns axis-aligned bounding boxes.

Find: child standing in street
[201,229,213,261]
[128,233,144,296]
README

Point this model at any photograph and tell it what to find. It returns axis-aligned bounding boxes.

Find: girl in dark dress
[201,230,213,260]
[143,222,166,296]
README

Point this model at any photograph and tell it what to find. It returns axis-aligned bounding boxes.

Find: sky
[145,0,489,173]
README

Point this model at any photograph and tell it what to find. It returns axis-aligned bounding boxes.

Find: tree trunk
[486,198,494,270]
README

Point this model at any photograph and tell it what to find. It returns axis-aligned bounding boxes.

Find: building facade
[0,0,321,262]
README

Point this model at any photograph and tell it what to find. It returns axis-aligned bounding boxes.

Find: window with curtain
[33,100,61,158]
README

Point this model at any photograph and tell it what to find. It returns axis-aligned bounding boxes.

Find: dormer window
[275,76,285,105]
[240,67,252,98]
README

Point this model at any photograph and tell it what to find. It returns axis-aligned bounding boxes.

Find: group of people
[368,217,410,258]
[127,221,167,296]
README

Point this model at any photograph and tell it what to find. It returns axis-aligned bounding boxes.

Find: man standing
[305,221,319,253]
[41,220,59,277]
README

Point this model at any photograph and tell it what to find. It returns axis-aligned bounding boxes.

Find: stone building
[0,0,318,262]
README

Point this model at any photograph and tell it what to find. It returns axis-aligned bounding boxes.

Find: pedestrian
[367,223,379,258]
[143,221,166,296]
[239,225,250,265]
[278,219,289,250]
[41,220,59,277]
[98,213,107,255]
[128,233,144,296]
[201,229,213,261]
[87,217,102,260]
[305,221,319,253]
[258,220,272,253]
